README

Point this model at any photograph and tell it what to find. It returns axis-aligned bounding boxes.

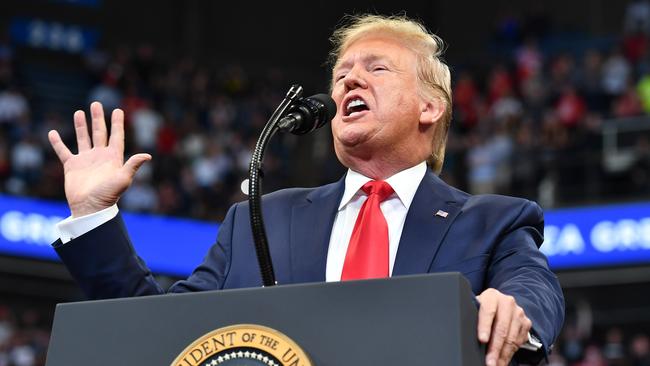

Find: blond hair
[329,14,452,174]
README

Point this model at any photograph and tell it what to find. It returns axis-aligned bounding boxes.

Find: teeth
[346,98,366,114]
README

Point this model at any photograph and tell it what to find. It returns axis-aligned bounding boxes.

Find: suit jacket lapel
[392,171,464,276]
[289,178,345,283]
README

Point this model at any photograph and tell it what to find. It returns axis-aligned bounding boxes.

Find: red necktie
[341,180,394,280]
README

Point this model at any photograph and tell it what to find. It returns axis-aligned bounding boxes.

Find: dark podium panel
[46,273,483,365]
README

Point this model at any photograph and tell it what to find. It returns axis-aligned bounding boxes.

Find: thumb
[123,153,152,178]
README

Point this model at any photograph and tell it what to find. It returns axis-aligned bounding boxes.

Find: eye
[334,73,347,82]
[372,65,388,72]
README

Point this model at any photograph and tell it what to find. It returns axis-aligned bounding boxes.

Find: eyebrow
[333,53,395,74]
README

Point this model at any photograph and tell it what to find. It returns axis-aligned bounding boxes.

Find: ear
[419,97,445,126]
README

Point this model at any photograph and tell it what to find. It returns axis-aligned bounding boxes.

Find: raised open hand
[48,102,151,217]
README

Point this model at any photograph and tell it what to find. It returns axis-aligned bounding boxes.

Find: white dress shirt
[325,162,427,281]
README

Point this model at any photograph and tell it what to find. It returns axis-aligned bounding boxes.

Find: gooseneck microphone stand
[248,84,303,287]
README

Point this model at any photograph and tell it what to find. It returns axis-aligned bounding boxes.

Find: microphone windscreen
[309,94,337,122]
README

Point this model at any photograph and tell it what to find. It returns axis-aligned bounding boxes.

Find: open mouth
[345,97,370,117]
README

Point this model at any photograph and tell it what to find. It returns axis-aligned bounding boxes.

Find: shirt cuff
[55,205,119,244]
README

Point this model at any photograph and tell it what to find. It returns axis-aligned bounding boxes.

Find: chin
[335,125,371,146]
[336,136,366,150]
[334,137,377,165]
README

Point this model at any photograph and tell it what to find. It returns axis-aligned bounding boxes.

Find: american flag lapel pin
[435,209,449,218]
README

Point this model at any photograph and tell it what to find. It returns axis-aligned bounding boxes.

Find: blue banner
[10,18,99,53]
[0,194,649,275]
[542,202,650,269]
[0,195,218,276]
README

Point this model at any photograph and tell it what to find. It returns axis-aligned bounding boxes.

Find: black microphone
[277,94,337,135]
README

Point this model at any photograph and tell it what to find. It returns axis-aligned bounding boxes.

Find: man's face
[331,36,428,166]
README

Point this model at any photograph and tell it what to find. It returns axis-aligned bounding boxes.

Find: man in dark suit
[48,14,563,366]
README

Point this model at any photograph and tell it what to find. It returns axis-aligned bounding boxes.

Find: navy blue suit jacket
[55,170,564,358]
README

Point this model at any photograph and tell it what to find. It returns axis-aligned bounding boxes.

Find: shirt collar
[338,161,428,210]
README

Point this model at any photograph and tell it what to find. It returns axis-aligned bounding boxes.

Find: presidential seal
[172,324,313,366]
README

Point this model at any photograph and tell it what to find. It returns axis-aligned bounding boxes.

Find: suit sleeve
[486,200,565,363]
[54,204,238,299]
[167,203,235,293]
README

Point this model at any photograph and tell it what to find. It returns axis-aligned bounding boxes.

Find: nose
[343,66,368,91]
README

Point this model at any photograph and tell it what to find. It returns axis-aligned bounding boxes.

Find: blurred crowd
[443,3,650,208]
[547,325,650,366]
[0,304,50,366]
[0,41,293,221]
[0,6,649,223]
